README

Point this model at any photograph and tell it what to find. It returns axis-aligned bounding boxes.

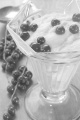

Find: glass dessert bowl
[25,50,80,120]
[7,0,80,120]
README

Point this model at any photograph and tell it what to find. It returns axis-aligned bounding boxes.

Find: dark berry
[8,105,15,116]
[72,13,80,22]
[0,53,3,59]
[11,79,17,86]
[69,24,79,34]
[15,49,23,58]
[6,63,15,72]
[14,49,20,53]
[37,37,45,44]
[0,41,4,46]
[11,52,19,61]
[3,113,11,120]
[26,80,30,86]
[55,26,65,35]
[17,83,27,91]
[21,85,27,91]
[5,42,10,48]
[17,83,22,90]
[4,49,12,57]
[20,32,30,41]
[26,78,32,86]
[8,42,16,51]
[18,76,27,85]
[18,66,27,73]
[20,23,30,31]
[51,19,60,27]
[2,62,6,71]
[7,85,15,95]
[6,56,15,65]
[30,42,41,52]
[41,44,51,52]
[12,70,21,79]
[0,38,5,43]
[18,51,23,58]
[12,96,19,106]
[24,71,33,79]
[0,44,4,51]
[30,24,38,32]
[6,34,12,41]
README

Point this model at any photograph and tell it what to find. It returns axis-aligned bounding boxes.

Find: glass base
[24,84,80,120]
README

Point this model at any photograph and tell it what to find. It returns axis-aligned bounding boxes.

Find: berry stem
[9,57,28,98]
[3,57,28,120]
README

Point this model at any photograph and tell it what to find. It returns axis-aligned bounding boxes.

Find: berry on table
[18,76,27,85]
[0,41,4,46]
[7,85,15,95]
[51,19,60,27]
[11,79,17,86]
[12,70,21,80]
[6,34,12,41]
[24,71,33,79]
[30,24,38,32]
[14,49,24,58]
[6,56,16,65]
[41,44,51,52]
[6,63,16,72]
[4,49,12,58]
[2,62,6,71]
[17,83,27,91]
[0,44,4,52]
[30,42,41,52]
[0,53,3,59]
[18,66,27,73]
[20,32,30,41]
[55,26,65,35]
[5,42,11,49]
[26,80,30,86]
[7,41,16,51]
[11,52,20,61]
[37,37,45,45]
[8,105,15,116]
[3,113,11,120]
[69,24,79,34]
[12,96,19,106]
[72,13,80,22]
[0,38,5,43]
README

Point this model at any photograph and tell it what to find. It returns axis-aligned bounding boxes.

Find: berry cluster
[1,33,24,72]
[11,66,32,92]
[3,96,19,120]
[7,65,32,94]
[2,48,24,72]
[3,65,33,120]
[30,37,51,52]
[20,21,51,52]
[20,22,38,41]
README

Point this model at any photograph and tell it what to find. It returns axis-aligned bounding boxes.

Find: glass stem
[41,89,69,104]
